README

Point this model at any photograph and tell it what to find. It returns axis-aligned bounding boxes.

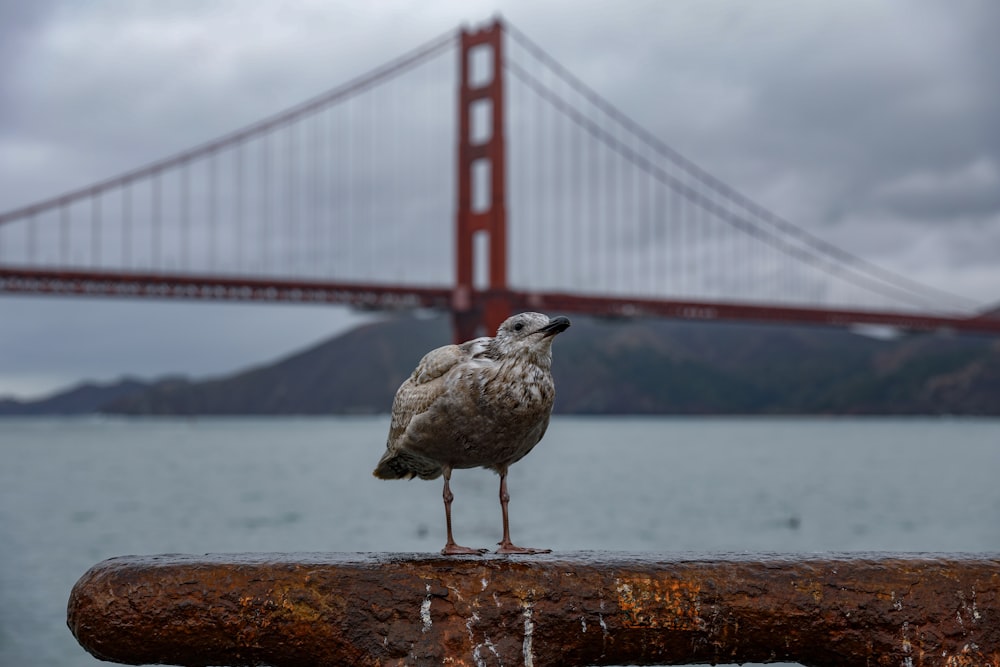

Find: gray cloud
[871,158,1000,222]
[1,0,999,398]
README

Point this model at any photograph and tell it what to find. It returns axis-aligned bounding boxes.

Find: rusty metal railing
[68,552,999,666]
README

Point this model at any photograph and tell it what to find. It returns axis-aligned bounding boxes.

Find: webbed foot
[442,543,488,556]
[496,540,551,555]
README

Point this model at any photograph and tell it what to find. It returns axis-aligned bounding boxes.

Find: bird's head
[490,312,571,361]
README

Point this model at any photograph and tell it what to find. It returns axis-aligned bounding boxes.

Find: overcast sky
[1,1,999,399]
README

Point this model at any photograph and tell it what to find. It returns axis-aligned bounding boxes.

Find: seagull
[373,312,571,555]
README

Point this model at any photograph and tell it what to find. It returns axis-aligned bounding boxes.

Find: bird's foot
[495,541,552,555]
[441,543,488,556]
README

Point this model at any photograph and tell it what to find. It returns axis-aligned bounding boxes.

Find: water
[1,416,999,666]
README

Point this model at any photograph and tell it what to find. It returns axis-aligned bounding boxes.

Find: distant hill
[4,314,1000,416]
[104,316,450,415]
[979,304,1000,318]
[0,378,154,416]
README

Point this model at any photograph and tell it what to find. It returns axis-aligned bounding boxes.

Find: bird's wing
[411,343,463,384]
[387,343,469,449]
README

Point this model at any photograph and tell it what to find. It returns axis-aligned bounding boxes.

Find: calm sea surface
[1,416,999,666]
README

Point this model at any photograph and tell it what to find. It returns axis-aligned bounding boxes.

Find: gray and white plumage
[373,311,570,554]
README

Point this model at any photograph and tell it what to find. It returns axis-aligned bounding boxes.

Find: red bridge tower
[453,19,510,343]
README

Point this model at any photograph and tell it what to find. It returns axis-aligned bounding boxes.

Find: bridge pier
[68,552,1000,666]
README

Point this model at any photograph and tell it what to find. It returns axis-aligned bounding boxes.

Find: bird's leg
[496,468,551,554]
[441,467,486,556]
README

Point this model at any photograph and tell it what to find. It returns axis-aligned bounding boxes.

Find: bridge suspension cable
[502,20,978,315]
[0,27,460,291]
[0,27,458,226]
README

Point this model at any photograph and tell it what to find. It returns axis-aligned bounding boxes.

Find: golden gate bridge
[1,17,997,341]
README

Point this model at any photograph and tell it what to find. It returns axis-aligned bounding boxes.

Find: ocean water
[1,416,999,666]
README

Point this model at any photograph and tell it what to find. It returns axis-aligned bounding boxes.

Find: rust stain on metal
[616,576,702,630]
[791,578,824,604]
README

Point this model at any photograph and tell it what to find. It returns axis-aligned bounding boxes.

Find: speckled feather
[374,313,567,481]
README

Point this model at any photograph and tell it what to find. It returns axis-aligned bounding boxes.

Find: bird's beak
[535,316,571,338]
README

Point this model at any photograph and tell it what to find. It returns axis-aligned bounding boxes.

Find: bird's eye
[513,322,524,332]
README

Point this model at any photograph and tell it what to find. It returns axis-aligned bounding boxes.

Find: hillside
[0,378,154,416]
[5,314,1000,416]
[105,315,451,415]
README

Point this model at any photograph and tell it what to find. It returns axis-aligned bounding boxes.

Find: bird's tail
[372,453,414,480]
[372,449,441,480]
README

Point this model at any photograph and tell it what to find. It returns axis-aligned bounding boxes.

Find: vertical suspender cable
[570,84,582,293]
[235,140,244,273]
[152,172,161,270]
[181,160,190,271]
[346,98,354,278]
[327,102,336,279]
[91,192,101,268]
[60,201,69,266]
[122,183,131,269]
[27,214,37,265]
[287,121,296,278]
[368,84,377,282]
[311,111,319,278]
[208,149,217,271]
[589,113,599,295]
[260,132,270,273]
